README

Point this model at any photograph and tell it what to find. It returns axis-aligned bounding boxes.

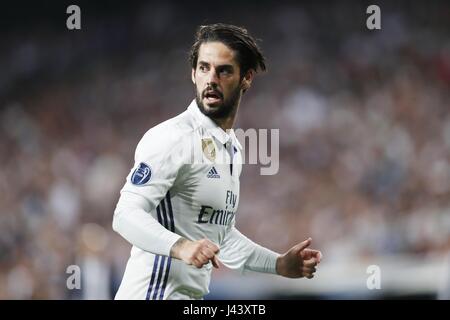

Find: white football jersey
[113,100,278,300]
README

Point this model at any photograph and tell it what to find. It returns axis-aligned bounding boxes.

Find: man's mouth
[203,91,223,104]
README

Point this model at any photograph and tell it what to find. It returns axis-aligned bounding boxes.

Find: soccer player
[113,23,322,300]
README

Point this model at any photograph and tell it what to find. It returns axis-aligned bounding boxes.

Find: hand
[276,237,322,279]
[170,237,221,269]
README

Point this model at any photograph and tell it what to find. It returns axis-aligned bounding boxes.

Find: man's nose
[206,69,219,86]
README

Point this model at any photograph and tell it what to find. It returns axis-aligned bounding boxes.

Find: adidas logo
[207,166,220,179]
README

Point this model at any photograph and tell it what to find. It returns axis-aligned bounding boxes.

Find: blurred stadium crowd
[0,1,449,299]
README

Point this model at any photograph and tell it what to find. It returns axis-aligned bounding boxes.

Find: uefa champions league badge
[131,162,152,185]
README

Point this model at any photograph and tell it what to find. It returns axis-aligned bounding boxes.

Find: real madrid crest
[202,138,216,162]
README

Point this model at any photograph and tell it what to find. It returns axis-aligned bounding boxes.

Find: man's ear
[191,68,196,85]
[241,69,255,92]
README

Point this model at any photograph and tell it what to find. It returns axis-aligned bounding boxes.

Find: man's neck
[210,103,239,132]
[212,117,234,132]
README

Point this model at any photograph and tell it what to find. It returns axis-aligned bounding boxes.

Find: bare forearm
[170,237,190,259]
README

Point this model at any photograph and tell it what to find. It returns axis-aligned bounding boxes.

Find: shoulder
[135,109,199,159]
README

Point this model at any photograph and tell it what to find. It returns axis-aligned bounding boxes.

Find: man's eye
[199,65,207,72]
[220,69,232,76]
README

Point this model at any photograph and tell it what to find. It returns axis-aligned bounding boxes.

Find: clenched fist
[170,237,221,269]
[276,237,322,279]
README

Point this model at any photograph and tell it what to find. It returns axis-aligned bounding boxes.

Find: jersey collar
[188,99,240,148]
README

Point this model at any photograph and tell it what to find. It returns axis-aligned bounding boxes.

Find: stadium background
[1,0,449,299]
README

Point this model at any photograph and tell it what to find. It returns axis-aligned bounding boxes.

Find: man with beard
[113,23,322,300]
